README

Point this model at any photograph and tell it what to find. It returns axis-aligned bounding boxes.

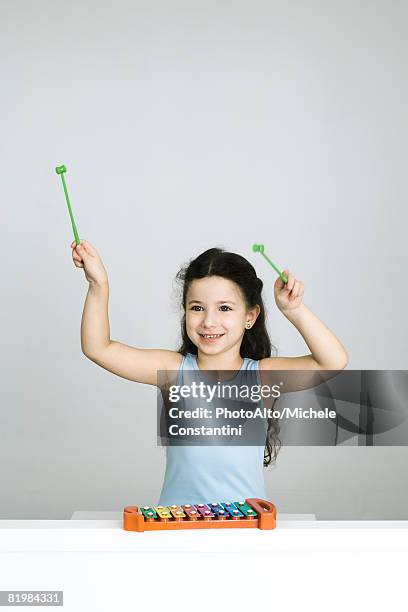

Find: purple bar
[194,504,215,518]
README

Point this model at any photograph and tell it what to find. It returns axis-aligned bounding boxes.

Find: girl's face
[185,276,260,356]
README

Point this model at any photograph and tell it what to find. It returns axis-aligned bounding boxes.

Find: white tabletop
[1,515,408,553]
[1,516,407,611]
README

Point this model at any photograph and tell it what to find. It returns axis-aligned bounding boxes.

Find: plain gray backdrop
[1,0,407,518]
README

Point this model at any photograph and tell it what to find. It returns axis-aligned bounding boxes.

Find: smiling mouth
[199,333,225,339]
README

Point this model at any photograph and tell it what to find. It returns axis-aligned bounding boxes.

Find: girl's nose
[203,311,218,327]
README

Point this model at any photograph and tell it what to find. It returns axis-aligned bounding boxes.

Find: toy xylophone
[123,498,276,531]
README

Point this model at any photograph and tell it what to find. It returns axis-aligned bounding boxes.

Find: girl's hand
[274,269,304,313]
[70,239,108,286]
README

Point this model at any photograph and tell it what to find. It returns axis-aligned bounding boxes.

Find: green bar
[233,501,258,517]
[140,506,158,519]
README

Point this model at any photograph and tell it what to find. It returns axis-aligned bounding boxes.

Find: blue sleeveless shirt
[158,352,268,505]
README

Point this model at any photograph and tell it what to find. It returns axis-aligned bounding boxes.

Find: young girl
[71,239,348,505]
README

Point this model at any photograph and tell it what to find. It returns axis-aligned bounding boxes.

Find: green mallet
[252,244,288,284]
[55,165,80,245]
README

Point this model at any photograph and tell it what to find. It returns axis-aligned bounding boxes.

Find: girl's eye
[190,305,232,311]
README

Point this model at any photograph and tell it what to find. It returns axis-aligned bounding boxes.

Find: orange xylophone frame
[123,498,276,532]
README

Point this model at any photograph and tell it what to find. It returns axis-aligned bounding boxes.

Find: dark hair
[175,247,281,467]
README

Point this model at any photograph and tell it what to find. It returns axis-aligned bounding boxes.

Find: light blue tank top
[158,353,268,505]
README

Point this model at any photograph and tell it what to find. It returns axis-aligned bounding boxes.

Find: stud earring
[246,323,251,329]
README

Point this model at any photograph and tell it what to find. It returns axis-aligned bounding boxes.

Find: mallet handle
[59,171,80,245]
[261,252,288,283]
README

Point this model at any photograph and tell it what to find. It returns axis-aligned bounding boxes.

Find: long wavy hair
[174,247,281,467]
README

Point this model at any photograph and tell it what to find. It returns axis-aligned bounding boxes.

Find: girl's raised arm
[259,269,348,393]
[71,240,182,386]
[267,268,349,371]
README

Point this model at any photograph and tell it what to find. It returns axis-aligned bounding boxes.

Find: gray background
[1,0,407,519]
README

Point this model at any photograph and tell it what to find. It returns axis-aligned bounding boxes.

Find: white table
[1,515,407,611]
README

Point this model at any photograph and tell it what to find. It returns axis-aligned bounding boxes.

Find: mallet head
[252,243,264,254]
[55,165,67,175]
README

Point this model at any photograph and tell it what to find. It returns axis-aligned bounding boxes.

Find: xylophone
[123,498,276,532]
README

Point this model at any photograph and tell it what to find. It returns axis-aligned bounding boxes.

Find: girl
[71,239,348,505]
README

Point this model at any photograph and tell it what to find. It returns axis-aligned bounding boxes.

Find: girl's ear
[248,304,261,323]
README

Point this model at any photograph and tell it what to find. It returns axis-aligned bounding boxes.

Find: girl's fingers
[286,273,295,293]
[70,239,95,253]
[80,242,98,258]
[72,249,82,260]
[275,272,286,290]
[276,271,304,300]
[72,248,85,264]
[286,279,302,298]
[290,281,304,299]
[79,239,95,253]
